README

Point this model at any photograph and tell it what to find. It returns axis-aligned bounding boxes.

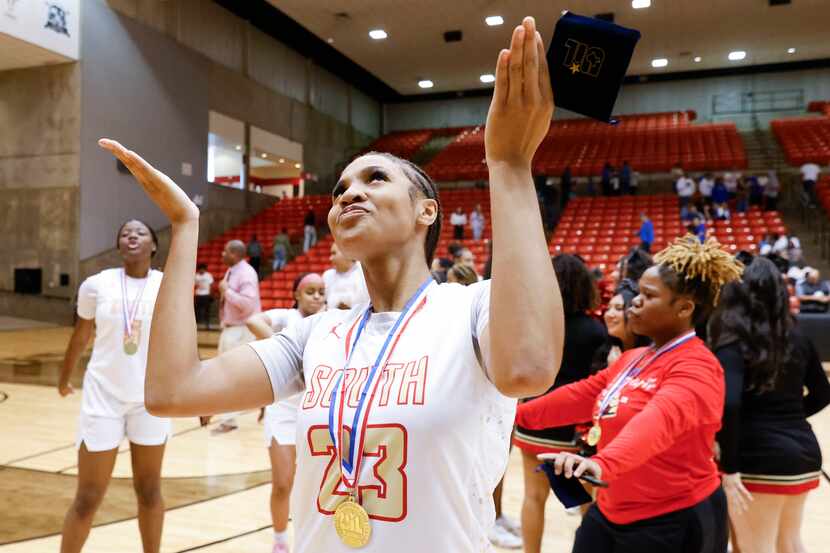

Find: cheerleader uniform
[513,313,607,454]
[716,327,830,494]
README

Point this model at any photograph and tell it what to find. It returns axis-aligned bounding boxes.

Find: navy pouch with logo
[547,11,641,124]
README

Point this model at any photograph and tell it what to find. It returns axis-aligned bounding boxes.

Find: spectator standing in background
[670,162,684,181]
[797,268,830,313]
[213,239,261,433]
[271,227,292,271]
[194,263,214,330]
[637,213,654,253]
[712,176,730,206]
[713,203,731,221]
[450,207,468,240]
[748,174,764,207]
[676,174,696,210]
[561,166,573,208]
[800,162,821,206]
[303,209,317,252]
[620,161,632,195]
[764,170,780,211]
[247,235,262,278]
[691,215,707,244]
[735,178,749,214]
[470,204,486,241]
[724,170,740,199]
[601,163,613,196]
[698,173,714,208]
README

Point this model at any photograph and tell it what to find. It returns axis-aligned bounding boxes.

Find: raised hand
[98,139,200,225]
[484,16,554,169]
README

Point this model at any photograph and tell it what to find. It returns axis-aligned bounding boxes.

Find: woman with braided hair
[517,236,743,553]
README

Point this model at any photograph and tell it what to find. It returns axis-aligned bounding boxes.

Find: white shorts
[263,395,301,447]
[76,375,171,452]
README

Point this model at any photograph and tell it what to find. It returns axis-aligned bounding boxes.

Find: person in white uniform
[323,242,369,310]
[246,272,327,553]
[99,17,563,552]
[58,219,170,553]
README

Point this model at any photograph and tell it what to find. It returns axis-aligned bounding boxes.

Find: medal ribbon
[120,269,150,338]
[594,330,697,421]
[328,277,433,493]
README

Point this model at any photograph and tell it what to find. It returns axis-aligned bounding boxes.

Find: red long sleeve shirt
[516,337,724,524]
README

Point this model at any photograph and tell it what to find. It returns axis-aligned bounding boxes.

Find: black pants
[572,488,727,553]
[194,295,213,329]
[249,256,261,278]
[639,241,652,253]
[453,225,464,240]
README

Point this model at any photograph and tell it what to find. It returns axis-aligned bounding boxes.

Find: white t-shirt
[773,236,789,254]
[698,177,714,197]
[450,212,468,226]
[263,308,306,410]
[249,280,516,553]
[676,177,696,197]
[77,268,163,405]
[801,163,820,182]
[194,272,214,296]
[723,172,739,193]
[323,264,369,310]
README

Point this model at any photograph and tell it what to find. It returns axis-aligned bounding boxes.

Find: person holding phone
[97,17,564,552]
[517,236,742,553]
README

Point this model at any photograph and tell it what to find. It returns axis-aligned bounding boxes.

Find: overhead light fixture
[480,74,495,83]
[693,56,702,63]
[787,47,796,54]
[369,29,387,40]
[294,163,301,169]
[632,0,651,8]
[234,145,242,151]
[261,153,267,158]
[651,58,668,68]
[485,15,504,26]
[728,50,746,61]
[418,79,434,89]
[279,158,285,163]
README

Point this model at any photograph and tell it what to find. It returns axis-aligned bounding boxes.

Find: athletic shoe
[271,542,289,553]
[488,524,522,549]
[495,514,521,537]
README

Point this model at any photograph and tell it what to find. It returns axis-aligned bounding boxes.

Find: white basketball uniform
[262,308,305,447]
[249,280,516,552]
[322,263,369,310]
[75,268,171,451]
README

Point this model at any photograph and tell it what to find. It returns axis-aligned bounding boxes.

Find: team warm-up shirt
[249,281,516,552]
[322,263,369,310]
[76,268,163,406]
[516,337,724,524]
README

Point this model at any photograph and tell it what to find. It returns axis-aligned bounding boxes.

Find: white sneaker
[488,523,523,549]
[495,514,521,537]
[271,542,289,553]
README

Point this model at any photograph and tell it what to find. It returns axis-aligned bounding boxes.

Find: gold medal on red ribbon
[333,496,371,548]
[586,424,602,446]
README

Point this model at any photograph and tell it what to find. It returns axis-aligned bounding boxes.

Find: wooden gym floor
[0,325,828,552]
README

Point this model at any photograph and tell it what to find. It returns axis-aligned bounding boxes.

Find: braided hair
[653,235,743,326]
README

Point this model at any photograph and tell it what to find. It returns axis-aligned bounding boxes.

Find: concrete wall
[0,63,80,312]
[384,67,830,132]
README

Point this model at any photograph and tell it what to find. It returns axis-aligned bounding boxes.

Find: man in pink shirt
[213,239,261,433]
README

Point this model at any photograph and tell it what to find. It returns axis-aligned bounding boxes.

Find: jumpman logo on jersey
[327,323,342,340]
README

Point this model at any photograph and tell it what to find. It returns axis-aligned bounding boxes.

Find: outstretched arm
[484,17,564,397]
[98,140,276,416]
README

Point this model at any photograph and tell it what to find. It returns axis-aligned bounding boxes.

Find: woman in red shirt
[517,236,743,553]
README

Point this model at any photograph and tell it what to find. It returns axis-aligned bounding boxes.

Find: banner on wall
[1,0,80,60]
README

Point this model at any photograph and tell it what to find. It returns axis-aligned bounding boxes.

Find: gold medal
[123,341,138,355]
[333,497,371,548]
[586,424,602,446]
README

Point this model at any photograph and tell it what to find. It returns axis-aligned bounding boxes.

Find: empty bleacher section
[362,129,435,160]
[550,195,786,273]
[771,115,830,165]
[417,111,746,182]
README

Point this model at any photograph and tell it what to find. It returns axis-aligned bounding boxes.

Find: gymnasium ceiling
[267,0,830,96]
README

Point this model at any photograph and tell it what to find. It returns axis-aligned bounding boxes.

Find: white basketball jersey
[250,280,516,552]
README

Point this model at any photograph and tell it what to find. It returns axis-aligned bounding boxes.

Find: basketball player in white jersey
[58,219,170,553]
[246,273,326,553]
[99,16,562,552]
[323,242,369,310]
